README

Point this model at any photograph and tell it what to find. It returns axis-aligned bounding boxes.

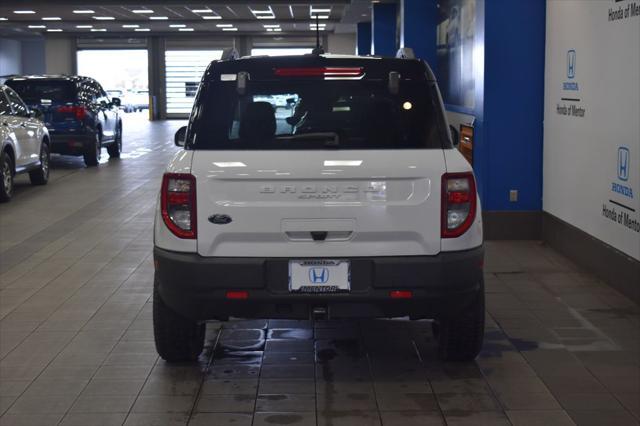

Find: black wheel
[153,276,205,362]
[84,131,101,167]
[0,150,13,202]
[434,279,485,361]
[107,121,122,158]
[29,142,50,185]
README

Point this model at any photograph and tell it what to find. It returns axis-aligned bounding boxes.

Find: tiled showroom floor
[0,114,638,426]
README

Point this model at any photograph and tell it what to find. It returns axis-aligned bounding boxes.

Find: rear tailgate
[192,149,445,258]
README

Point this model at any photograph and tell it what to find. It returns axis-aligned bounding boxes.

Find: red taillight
[226,291,249,300]
[74,106,86,120]
[57,105,86,120]
[161,173,196,239]
[389,290,413,299]
[274,67,364,78]
[441,172,477,238]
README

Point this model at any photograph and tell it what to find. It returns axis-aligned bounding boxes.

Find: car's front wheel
[433,279,485,362]
[0,150,14,202]
[107,121,122,158]
[153,276,205,362]
[29,142,50,185]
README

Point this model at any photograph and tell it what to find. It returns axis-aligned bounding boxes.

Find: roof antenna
[311,14,324,55]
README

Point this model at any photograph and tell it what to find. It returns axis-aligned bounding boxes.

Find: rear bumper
[154,246,484,321]
[49,132,92,155]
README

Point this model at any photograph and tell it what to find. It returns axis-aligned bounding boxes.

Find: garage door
[164,49,223,116]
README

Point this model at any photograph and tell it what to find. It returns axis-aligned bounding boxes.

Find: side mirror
[449,125,460,148]
[174,126,187,147]
[111,97,121,107]
[29,109,43,120]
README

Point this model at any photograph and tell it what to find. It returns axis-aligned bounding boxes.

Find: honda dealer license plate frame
[289,259,351,293]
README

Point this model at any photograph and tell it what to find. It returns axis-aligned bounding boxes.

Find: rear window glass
[187,77,448,150]
[6,80,76,103]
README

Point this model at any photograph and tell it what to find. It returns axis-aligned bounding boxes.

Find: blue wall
[480,0,545,211]
[371,3,398,56]
[357,22,372,56]
[442,0,545,212]
[400,0,437,67]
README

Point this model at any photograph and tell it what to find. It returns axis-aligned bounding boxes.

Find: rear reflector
[274,67,364,78]
[226,291,249,300]
[389,290,413,299]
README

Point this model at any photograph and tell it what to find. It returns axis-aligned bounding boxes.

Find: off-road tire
[434,280,485,361]
[29,142,50,185]
[153,277,205,362]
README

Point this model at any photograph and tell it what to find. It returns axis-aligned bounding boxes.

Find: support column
[400,0,437,66]
[356,22,371,56]
[147,37,166,121]
[371,3,397,57]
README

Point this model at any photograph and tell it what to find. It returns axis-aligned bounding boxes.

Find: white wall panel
[543,0,640,260]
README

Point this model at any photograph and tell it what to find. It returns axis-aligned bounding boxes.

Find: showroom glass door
[164,49,223,117]
[77,49,149,116]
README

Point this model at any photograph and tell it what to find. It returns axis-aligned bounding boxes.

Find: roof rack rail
[396,47,415,59]
[221,47,239,60]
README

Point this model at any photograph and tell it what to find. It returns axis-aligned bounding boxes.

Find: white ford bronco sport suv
[153,51,484,362]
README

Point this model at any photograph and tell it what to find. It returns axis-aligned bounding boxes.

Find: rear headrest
[239,101,276,142]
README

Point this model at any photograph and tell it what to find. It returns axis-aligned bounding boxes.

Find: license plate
[289,260,350,293]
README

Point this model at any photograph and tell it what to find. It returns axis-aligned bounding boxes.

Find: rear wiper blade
[275,132,340,147]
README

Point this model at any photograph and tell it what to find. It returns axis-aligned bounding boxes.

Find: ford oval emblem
[208,214,232,225]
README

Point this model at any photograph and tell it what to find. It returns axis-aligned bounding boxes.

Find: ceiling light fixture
[76,25,93,28]
[149,16,169,20]
[46,29,63,32]
[42,17,61,21]
[28,25,46,28]
[13,10,36,14]
[310,6,331,19]
[91,28,107,32]
[250,6,275,19]
[135,28,151,31]
[170,24,186,28]
[216,24,233,27]
[73,10,94,14]
[132,10,154,14]
[179,28,194,31]
[122,24,139,28]
[0,18,7,21]
[202,15,222,20]
[191,9,212,13]
[93,16,115,20]
[222,27,238,31]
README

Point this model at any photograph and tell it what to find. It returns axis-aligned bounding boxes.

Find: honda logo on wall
[309,267,330,284]
[618,147,630,182]
[567,49,576,79]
